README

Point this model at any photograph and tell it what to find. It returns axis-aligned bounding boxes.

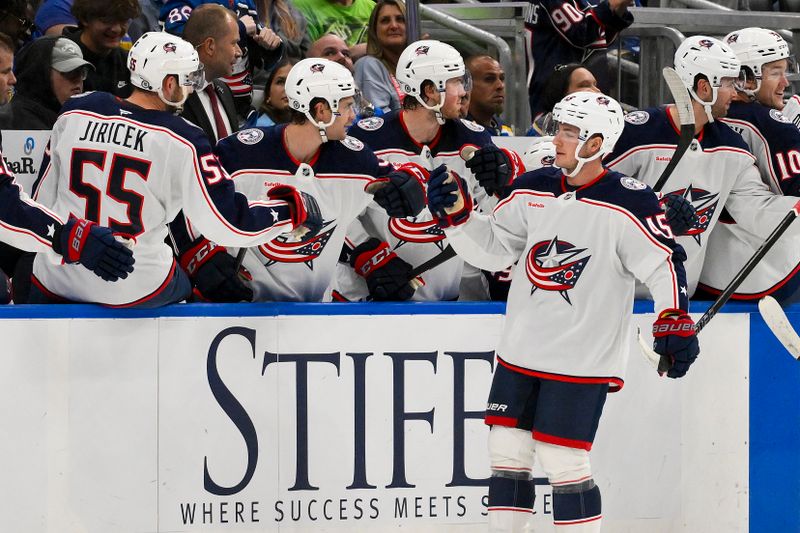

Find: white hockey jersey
[215,126,392,301]
[606,106,800,298]
[332,111,522,301]
[445,167,688,388]
[698,102,800,300]
[31,92,297,306]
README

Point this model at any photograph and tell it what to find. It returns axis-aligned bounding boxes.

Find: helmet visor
[179,65,205,91]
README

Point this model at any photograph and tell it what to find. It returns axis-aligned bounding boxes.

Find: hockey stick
[652,67,695,193]
[638,199,800,371]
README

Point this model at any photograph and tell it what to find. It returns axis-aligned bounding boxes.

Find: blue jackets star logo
[525,237,591,304]
[258,220,336,270]
[672,185,719,246]
[388,217,447,251]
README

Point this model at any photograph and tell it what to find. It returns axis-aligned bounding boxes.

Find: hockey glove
[267,186,323,238]
[661,193,699,236]
[652,308,699,379]
[427,166,473,228]
[371,168,427,218]
[53,218,135,282]
[465,145,512,196]
[179,237,253,302]
[350,238,415,301]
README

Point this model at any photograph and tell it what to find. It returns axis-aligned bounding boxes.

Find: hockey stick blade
[759,295,800,360]
[653,67,695,192]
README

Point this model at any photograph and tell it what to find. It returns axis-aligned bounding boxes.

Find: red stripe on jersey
[107,259,179,308]
[697,258,800,299]
[703,146,757,162]
[493,189,556,213]
[550,474,592,486]
[31,274,70,302]
[554,515,602,525]
[497,356,624,392]
[374,148,417,158]
[0,218,54,247]
[532,430,593,451]
[488,507,534,514]
[485,415,519,427]
[606,144,682,169]
[720,117,780,191]
[399,111,442,149]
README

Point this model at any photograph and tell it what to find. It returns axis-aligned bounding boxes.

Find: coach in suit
[182,4,242,143]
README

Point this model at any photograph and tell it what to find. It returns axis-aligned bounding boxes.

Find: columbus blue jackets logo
[237,128,264,145]
[357,117,384,131]
[258,221,336,269]
[770,108,790,124]
[625,110,649,125]
[698,39,715,49]
[163,42,177,53]
[726,33,739,44]
[415,45,430,56]
[388,218,446,249]
[526,237,590,304]
[596,96,610,106]
[310,63,325,73]
[670,186,719,245]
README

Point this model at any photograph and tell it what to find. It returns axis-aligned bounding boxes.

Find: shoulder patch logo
[460,118,485,132]
[357,116,384,131]
[341,136,365,151]
[620,177,647,190]
[770,108,790,124]
[237,128,264,145]
[624,110,650,125]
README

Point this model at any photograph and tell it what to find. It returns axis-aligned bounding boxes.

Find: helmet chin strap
[560,140,604,178]
[305,111,337,143]
[688,86,717,123]
[414,93,446,125]
[158,86,190,114]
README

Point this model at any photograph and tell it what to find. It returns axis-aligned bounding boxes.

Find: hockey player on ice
[332,39,525,302]
[697,28,800,303]
[426,91,698,532]
[215,58,429,302]
[27,32,321,307]
[606,35,800,299]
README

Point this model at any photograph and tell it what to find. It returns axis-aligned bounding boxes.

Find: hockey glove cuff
[53,218,135,282]
[465,145,520,196]
[652,308,699,379]
[350,238,415,301]
[180,238,253,302]
[268,186,323,238]
[427,167,473,228]
[371,165,427,218]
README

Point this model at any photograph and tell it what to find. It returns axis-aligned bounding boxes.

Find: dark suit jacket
[181,80,239,144]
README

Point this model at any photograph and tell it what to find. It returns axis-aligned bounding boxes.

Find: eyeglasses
[58,68,89,82]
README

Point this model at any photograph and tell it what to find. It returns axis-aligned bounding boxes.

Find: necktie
[204,84,229,141]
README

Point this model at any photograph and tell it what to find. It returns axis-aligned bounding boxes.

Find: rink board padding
[0,301,794,532]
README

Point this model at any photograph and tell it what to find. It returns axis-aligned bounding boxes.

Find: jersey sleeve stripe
[720,117,779,191]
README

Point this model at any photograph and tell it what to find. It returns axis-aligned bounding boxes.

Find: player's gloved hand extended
[350,238,415,301]
[371,168,427,218]
[427,165,473,228]
[53,218,135,282]
[465,145,512,196]
[179,237,253,302]
[652,308,699,378]
[661,193,698,236]
[268,186,323,238]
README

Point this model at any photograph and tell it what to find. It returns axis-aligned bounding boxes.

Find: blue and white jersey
[31,92,295,306]
[332,111,518,301]
[445,167,688,388]
[696,102,800,300]
[605,105,800,298]
[216,125,391,302]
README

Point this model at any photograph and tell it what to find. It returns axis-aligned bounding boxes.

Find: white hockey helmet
[128,32,203,109]
[673,35,742,122]
[285,58,357,142]
[552,91,624,176]
[521,137,556,171]
[724,28,793,97]
[396,40,467,123]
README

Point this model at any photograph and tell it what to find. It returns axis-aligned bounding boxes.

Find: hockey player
[332,39,525,302]
[426,91,697,532]
[606,35,800,298]
[698,28,800,302]
[215,58,428,301]
[28,32,319,307]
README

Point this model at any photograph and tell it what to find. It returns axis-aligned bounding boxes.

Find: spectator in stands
[0,0,35,48]
[0,35,15,107]
[65,0,140,97]
[525,0,632,118]
[293,0,375,60]
[34,0,77,37]
[245,58,294,127]
[160,0,283,120]
[254,0,310,59]
[308,33,354,72]
[354,0,406,113]
[529,63,599,135]
[173,4,254,303]
[465,55,512,136]
[0,36,92,130]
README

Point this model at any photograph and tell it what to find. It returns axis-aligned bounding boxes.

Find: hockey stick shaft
[653,67,696,192]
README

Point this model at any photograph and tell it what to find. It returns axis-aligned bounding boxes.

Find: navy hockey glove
[427,165,473,228]
[371,168,427,218]
[661,193,699,236]
[465,145,512,196]
[350,238,415,301]
[53,218,135,282]
[652,309,699,379]
[268,186,323,238]
[179,238,253,303]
